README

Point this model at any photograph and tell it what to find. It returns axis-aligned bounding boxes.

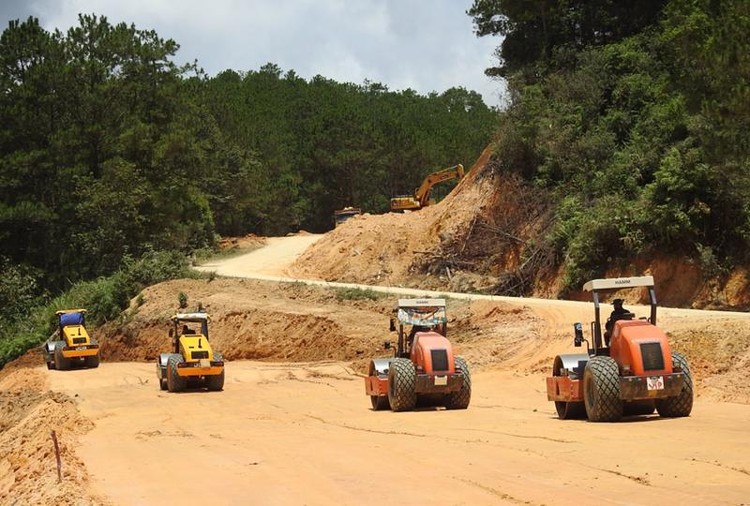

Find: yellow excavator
[390,164,464,212]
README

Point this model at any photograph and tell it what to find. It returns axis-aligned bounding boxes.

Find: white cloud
[1,0,506,107]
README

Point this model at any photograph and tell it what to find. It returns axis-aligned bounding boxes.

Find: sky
[0,0,507,108]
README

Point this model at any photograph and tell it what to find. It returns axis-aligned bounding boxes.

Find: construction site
[1,149,749,505]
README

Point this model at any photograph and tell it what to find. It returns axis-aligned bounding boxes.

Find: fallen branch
[51,430,62,483]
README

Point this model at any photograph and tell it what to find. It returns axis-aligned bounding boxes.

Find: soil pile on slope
[289,145,750,308]
[0,369,102,505]
[95,278,547,375]
[289,147,500,292]
[90,277,750,404]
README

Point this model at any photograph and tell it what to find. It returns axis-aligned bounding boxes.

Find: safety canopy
[59,312,84,326]
[396,299,447,326]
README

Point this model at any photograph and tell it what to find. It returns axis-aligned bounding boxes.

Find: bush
[334,287,386,301]
[0,249,195,369]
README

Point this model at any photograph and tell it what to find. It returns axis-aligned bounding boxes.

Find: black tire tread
[205,370,225,391]
[388,358,417,412]
[656,352,693,417]
[85,354,100,368]
[54,342,70,371]
[445,356,471,409]
[584,356,623,422]
[167,354,187,392]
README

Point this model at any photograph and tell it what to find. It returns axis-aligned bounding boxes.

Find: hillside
[2,228,750,504]
[291,147,750,310]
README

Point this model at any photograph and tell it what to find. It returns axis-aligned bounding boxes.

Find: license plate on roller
[434,375,447,386]
[647,376,664,391]
[76,346,87,351]
[200,359,210,368]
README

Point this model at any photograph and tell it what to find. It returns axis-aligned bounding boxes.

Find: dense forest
[0,14,494,365]
[466,0,750,290]
[2,1,749,366]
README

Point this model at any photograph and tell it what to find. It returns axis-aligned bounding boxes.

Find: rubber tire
[205,370,225,391]
[656,352,693,418]
[85,354,100,368]
[167,354,187,392]
[445,356,471,409]
[160,377,168,391]
[583,356,623,422]
[388,358,417,412]
[371,395,390,410]
[53,342,70,370]
[204,351,225,391]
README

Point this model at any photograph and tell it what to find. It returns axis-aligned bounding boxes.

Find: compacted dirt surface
[3,244,750,505]
[2,150,750,505]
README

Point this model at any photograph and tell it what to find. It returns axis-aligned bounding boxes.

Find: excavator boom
[390,163,464,212]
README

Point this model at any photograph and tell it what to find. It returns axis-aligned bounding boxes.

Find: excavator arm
[390,164,465,212]
[414,164,464,207]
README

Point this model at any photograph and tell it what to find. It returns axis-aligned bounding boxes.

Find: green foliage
[203,70,496,233]
[0,15,495,301]
[334,287,387,301]
[0,249,193,368]
[178,291,188,309]
[472,1,750,292]
[0,260,46,323]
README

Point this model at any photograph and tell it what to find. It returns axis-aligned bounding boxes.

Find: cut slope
[289,146,497,289]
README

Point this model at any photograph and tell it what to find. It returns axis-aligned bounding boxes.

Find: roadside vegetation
[0,251,197,368]
[2,2,748,365]
[0,14,493,367]
[466,0,750,292]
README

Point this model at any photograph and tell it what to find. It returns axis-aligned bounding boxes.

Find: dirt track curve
[2,236,750,505]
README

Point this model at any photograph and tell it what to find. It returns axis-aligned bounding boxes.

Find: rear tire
[445,356,471,409]
[85,354,100,368]
[656,352,693,417]
[370,395,390,410]
[53,343,70,370]
[205,352,225,391]
[388,358,416,412]
[583,356,623,422]
[205,370,225,391]
[167,354,187,392]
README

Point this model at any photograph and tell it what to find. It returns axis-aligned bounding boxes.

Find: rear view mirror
[573,322,583,347]
[389,318,396,332]
[383,341,391,350]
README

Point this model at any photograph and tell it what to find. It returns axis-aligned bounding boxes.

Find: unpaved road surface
[196,234,324,279]
[50,362,750,505]
[4,235,750,505]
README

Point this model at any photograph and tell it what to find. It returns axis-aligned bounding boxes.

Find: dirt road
[4,235,750,505]
[49,361,750,505]
[195,234,324,279]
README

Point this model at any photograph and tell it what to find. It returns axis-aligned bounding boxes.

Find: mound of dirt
[0,370,101,505]
[289,146,499,291]
[289,145,750,309]
[95,278,547,376]
[84,276,750,403]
